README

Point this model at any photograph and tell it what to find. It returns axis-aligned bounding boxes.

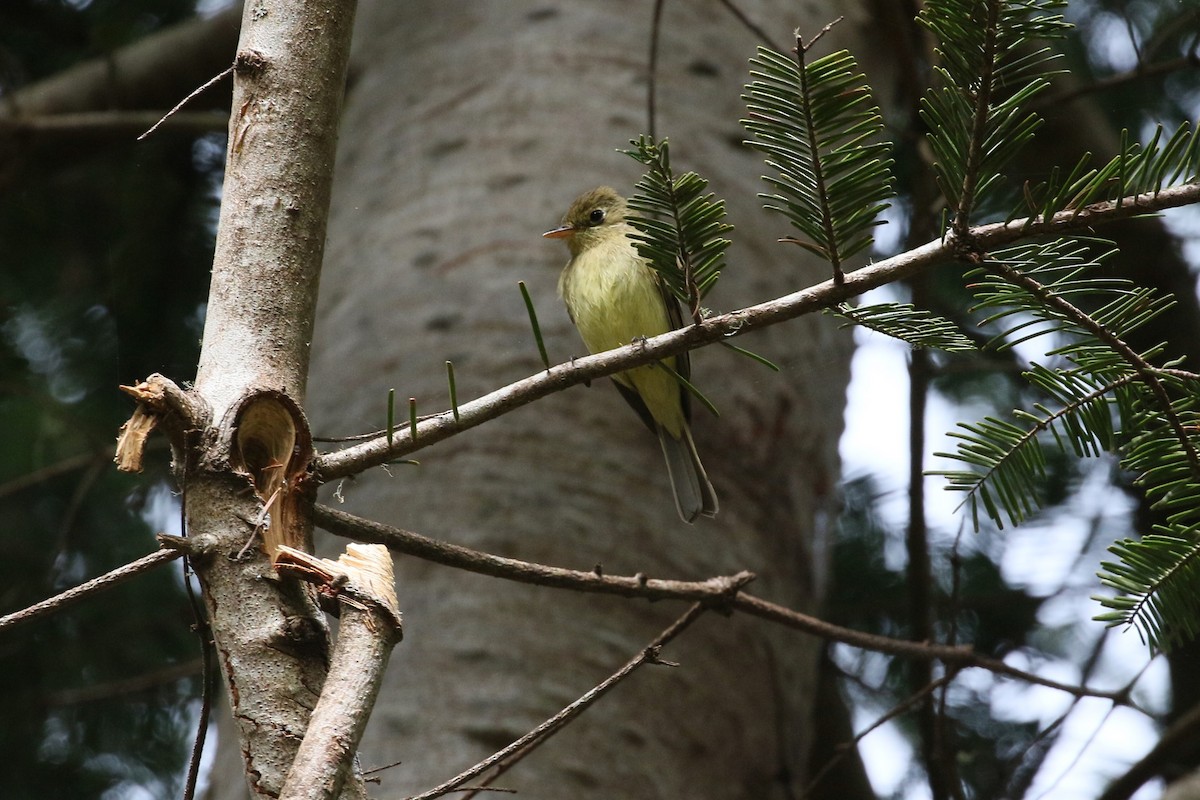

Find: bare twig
[314,503,754,602]
[404,604,706,800]
[45,658,203,706]
[0,450,109,499]
[1097,698,1200,800]
[647,0,665,140]
[316,504,1130,701]
[179,471,211,800]
[718,0,784,51]
[0,547,181,634]
[5,110,228,137]
[728,593,1124,700]
[806,674,954,795]
[315,181,1200,482]
[1037,55,1200,109]
[138,65,234,140]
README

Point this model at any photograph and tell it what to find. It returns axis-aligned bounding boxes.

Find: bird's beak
[542,225,574,239]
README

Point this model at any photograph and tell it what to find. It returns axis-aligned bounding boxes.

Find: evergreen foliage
[0,3,213,795]
[742,45,894,274]
[832,301,978,352]
[918,0,1072,225]
[1014,123,1200,224]
[623,0,1200,650]
[622,136,732,318]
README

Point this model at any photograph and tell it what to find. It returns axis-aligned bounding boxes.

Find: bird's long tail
[658,423,718,524]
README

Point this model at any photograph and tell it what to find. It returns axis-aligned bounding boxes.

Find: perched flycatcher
[544,186,718,523]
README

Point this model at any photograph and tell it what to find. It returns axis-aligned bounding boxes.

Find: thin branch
[0,450,109,499]
[949,371,1143,515]
[1142,9,1200,63]
[315,180,1200,482]
[45,658,203,706]
[1037,54,1200,109]
[646,0,665,140]
[729,593,1124,700]
[317,504,1129,701]
[792,26,847,283]
[805,674,954,796]
[3,110,227,138]
[907,334,952,799]
[0,547,181,634]
[314,504,755,602]
[717,0,785,52]
[180,471,211,800]
[138,65,234,140]
[404,604,706,800]
[1097,698,1200,800]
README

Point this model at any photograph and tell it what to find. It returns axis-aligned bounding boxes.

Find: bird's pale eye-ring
[588,208,606,225]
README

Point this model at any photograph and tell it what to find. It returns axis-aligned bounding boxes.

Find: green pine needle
[742,44,894,277]
[832,302,977,352]
[622,136,733,318]
[918,0,1071,226]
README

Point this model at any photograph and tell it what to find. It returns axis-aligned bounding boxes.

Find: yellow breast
[558,226,686,437]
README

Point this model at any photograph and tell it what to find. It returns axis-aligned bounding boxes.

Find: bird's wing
[656,273,692,421]
[612,380,660,434]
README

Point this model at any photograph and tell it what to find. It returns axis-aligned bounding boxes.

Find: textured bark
[187,1,361,798]
[298,2,860,798]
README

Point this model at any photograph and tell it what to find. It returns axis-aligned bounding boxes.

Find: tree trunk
[277,2,858,797]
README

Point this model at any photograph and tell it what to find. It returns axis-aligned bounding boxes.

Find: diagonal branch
[403,603,707,800]
[316,504,1130,701]
[315,180,1200,482]
[0,546,181,635]
[314,504,754,602]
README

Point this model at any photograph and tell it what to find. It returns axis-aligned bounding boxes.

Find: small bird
[544,186,718,523]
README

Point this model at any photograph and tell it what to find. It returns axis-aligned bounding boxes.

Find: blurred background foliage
[1,2,221,797]
[0,0,1197,798]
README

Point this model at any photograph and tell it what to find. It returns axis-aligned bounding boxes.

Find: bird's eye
[588,208,606,225]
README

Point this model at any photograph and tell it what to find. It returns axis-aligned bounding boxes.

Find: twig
[647,0,666,140]
[717,0,784,51]
[0,547,182,634]
[314,504,754,602]
[404,603,706,800]
[316,504,1129,701]
[1036,54,1200,109]
[989,260,1200,479]
[4,110,228,137]
[952,0,1001,238]
[0,450,108,499]
[805,674,954,795]
[1097,697,1200,800]
[138,65,234,140]
[180,468,211,800]
[315,180,1200,482]
[728,593,1122,700]
[45,658,203,706]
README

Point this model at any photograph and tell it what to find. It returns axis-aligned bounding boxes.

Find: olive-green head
[542,186,628,258]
